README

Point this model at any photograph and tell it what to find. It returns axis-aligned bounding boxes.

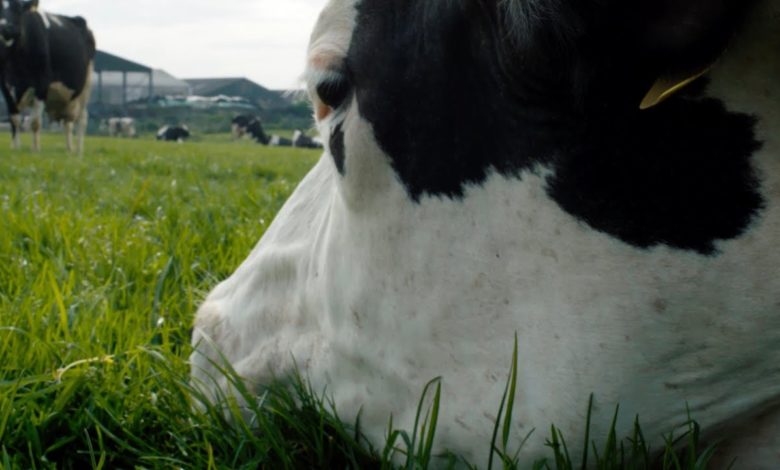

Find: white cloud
[43,0,329,89]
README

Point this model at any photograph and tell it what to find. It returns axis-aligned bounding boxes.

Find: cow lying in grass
[192,0,780,466]
[231,113,260,141]
[105,117,136,138]
[231,114,323,149]
[156,125,190,142]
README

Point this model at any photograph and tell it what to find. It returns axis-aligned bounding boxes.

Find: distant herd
[0,0,320,151]
[229,113,323,148]
[150,114,322,148]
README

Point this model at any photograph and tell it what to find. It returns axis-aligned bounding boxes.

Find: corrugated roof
[185,77,245,96]
[185,77,290,109]
[94,50,152,73]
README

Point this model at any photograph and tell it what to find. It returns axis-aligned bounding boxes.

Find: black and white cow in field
[156,125,190,142]
[231,113,272,144]
[191,0,780,467]
[232,113,322,148]
[267,130,322,148]
[292,129,323,149]
[0,0,95,155]
[106,117,136,138]
[268,134,292,147]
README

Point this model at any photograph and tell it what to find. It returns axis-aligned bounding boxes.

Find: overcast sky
[44,0,329,90]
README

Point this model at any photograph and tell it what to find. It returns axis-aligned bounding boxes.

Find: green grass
[0,134,723,469]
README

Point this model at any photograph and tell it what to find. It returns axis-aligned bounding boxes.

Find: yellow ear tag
[639,65,713,110]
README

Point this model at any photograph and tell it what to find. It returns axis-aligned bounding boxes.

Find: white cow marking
[36,10,49,29]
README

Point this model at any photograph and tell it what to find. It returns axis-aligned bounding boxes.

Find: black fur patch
[330,123,346,174]
[4,9,95,104]
[345,0,764,254]
[546,97,763,254]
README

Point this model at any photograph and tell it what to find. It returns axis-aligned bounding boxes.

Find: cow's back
[46,14,94,98]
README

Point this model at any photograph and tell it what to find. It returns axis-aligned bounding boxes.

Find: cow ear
[635,0,753,109]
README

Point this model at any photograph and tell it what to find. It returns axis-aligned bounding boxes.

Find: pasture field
[0,134,320,469]
[0,134,717,469]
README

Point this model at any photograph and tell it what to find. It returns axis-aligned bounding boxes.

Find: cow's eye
[316,73,351,110]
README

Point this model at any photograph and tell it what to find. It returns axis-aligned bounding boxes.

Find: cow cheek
[332,112,404,211]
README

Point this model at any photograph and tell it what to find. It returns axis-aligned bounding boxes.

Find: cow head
[0,1,15,36]
[0,0,38,31]
[193,0,779,464]
[306,0,764,254]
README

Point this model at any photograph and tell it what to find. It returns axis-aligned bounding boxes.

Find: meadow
[0,134,719,469]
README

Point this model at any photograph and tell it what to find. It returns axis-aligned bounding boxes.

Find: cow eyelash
[316,71,352,110]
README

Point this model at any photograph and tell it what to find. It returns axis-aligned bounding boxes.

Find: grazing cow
[0,0,95,155]
[231,113,257,139]
[266,130,325,148]
[231,114,272,145]
[191,0,780,466]
[106,117,136,138]
[156,125,190,142]
[292,129,323,149]
[268,134,292,147]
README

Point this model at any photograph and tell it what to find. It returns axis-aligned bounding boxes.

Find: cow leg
[10,114,22,150]
[64,121,74,154]
[74,61,93,157]
[76,108,88,157]
[30,100,45,152]
[2,84,19,148]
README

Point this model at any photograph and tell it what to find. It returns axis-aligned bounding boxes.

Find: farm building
[185,77,290,110]
[0,50,305,129]
[92,50,191,106]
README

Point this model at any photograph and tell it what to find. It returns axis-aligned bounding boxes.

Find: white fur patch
[47,13,64,28]
[37,10,50,29]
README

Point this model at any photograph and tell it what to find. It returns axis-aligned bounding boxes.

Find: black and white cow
[231,113,257,139]
[265,130,323,148]
[106,117,136,138]
[156,124,190,142]
[192,0,780,466]
[292,129,323,149]
[268,134,292,147]
[231,114,272,145]
[232,114,321,148]
[0,0,95,155]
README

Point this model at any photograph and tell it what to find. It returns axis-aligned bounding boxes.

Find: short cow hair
[497,0,757,75]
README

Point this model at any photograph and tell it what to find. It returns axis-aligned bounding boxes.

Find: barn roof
[184,77,290,109]
[94,50,152,73]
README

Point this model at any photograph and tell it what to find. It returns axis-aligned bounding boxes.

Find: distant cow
[231,114,271,144]
[156,125,190,142]
[267,129,324,149]
[231,113,256,139]
[0,0,95,155]
[192,0,780,467]
[106,117,135,138]
[268,134,292,147]
[292,129,323,149]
